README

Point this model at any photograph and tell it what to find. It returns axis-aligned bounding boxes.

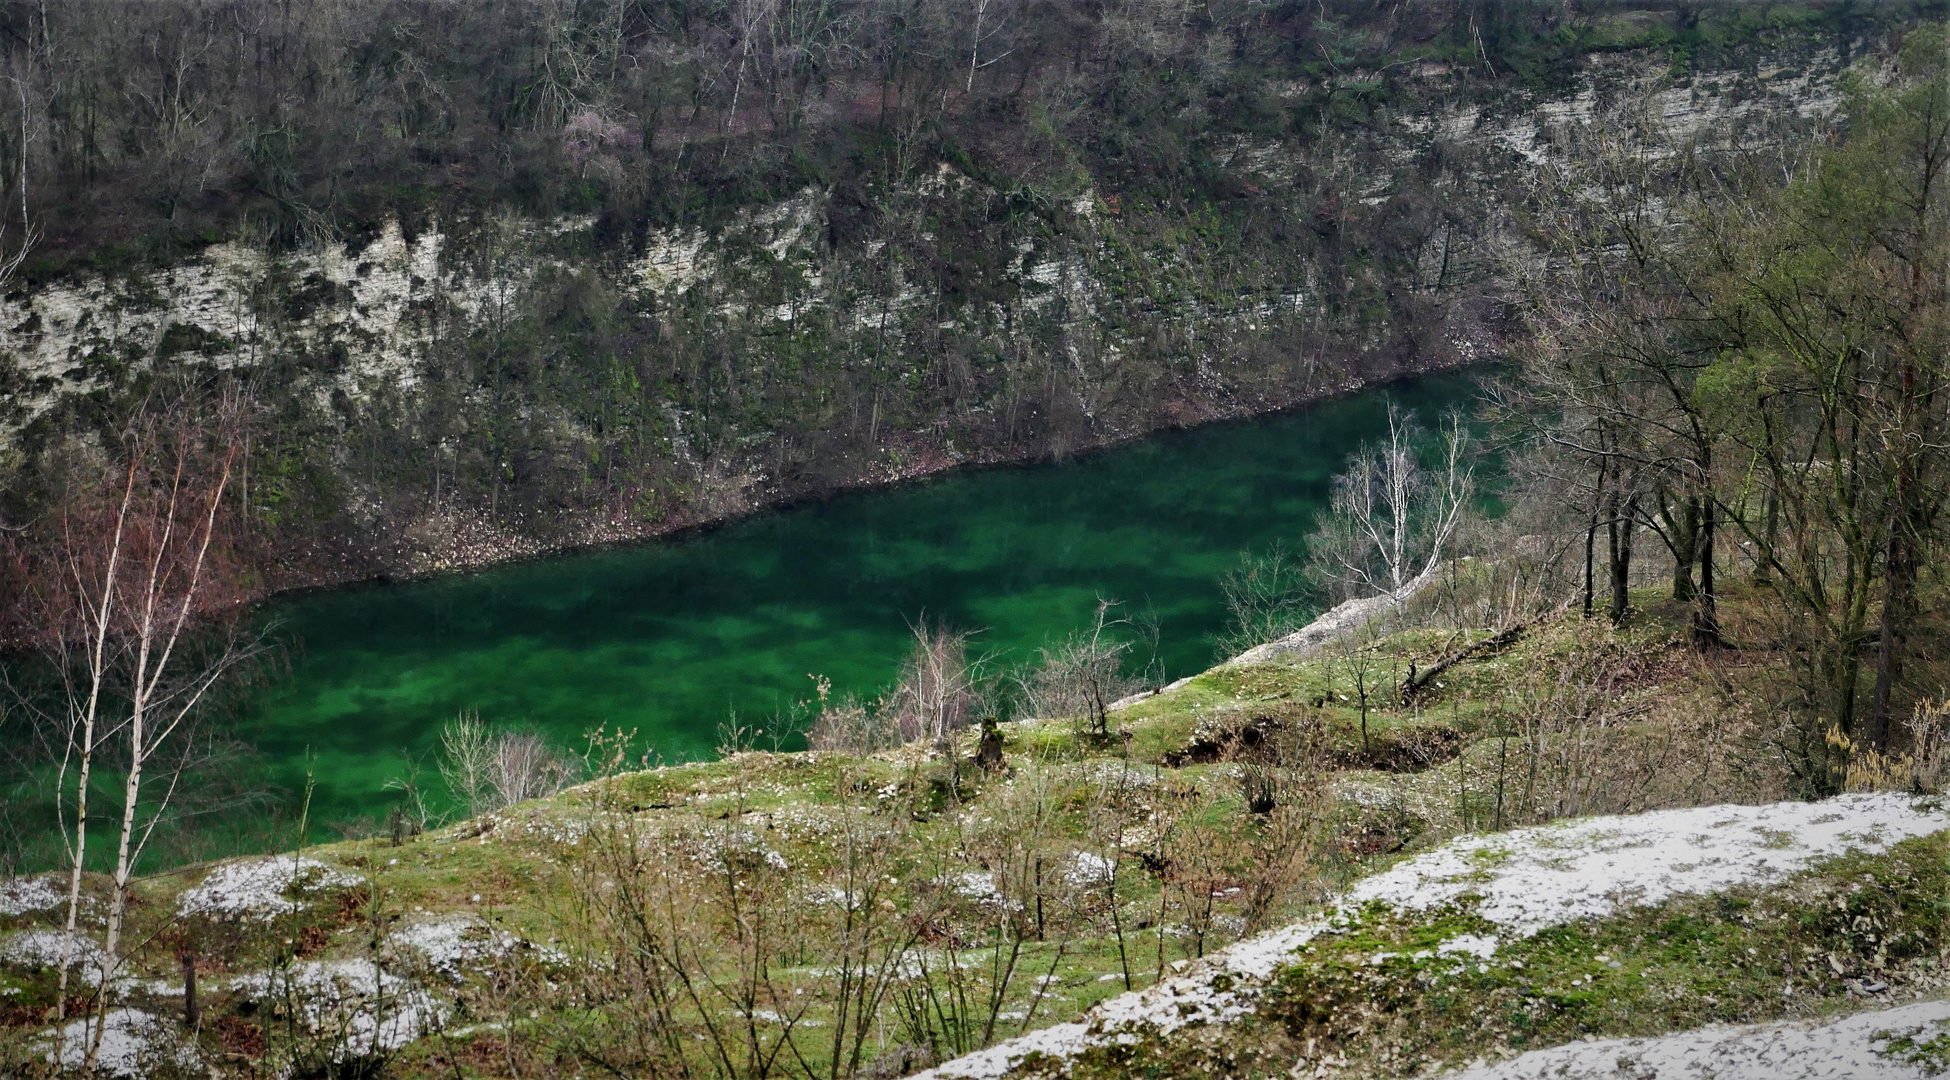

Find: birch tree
[1309,403,1476,601]
[7,394,256,1068]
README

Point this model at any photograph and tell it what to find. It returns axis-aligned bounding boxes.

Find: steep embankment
[0,22,1853,593]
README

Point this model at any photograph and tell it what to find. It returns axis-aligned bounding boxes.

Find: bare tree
[40,464,135,1065]
[1511,37,1950,765]
[1309,403,1476,602]
[885,619,979,753]
[2,393,258,1070]
[964,0,1016,93]
[438,711,500,819]
[91,402,257,1070]
[1215,544,1309,656]
[0,74,40,289]
[1019,600,1139,738]
[439,712,574,819]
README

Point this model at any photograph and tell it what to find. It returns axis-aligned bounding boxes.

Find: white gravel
[1063,851,1116,887]
[176,855,363,921]
[2,929,108,984]
[1225,564,1437,665]
[38,1008,197,1077]
[386,915,555,980]
[917,793,1950,1079]
[1343,794,1950,936]
[229,958,447,1055]
[0,874,65,917]
[1453,998,1950,1079]
[949,871,1012,908]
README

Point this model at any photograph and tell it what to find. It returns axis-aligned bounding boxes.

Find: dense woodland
[0,1,1907,581]
[1501,22,1950,775]
[8,1,1892,267]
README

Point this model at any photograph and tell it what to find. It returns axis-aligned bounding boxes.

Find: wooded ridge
[0,1,1899,590]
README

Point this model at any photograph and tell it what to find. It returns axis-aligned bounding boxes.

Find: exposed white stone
[0,874,64,916]
[1226,562,1438,665]
[38,1008,198,1078]
[1454,998,1950,1079]
[177,855,363,921]
[387,914,559,980]
[918,794,1950,1079]
[229,958,447,1056]
[1347,794,1950,937]
[2,929,107,984]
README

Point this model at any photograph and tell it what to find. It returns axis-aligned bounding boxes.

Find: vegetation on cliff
[0,1,1894,584]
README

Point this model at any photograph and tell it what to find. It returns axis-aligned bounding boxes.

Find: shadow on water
[236,373,1482,840]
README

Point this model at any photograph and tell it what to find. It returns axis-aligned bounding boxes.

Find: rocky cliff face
[0,45,1848,587]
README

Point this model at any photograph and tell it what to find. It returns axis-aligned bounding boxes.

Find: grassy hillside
[7,585,1943,1077]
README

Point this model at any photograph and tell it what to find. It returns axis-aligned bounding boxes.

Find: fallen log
[1399,622,1526,704]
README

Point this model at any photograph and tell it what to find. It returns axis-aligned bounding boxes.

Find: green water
[249,375,1477,831]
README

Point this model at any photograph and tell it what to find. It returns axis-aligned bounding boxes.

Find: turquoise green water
[248,375,1477,831]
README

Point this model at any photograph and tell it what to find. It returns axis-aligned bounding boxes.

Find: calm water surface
[249,375,1478,829]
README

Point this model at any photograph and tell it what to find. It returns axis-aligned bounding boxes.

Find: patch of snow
[38,1008,198,1077]
[177,855,363,921]
[0,874,64,916]
[1453,997,1950,1079]
[916,794,1950,1079]
[2,929,107,984]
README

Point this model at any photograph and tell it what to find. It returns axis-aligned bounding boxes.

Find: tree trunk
[1665,493,1699,602]
[1607,490,1637,625]
[1752,488,1779,585]
[53,743,92,1065]
[89,699,146,1072]
[1583,455,1607,618]
[1692,498,1722,648]
[1870,525,1916,752]
[181,950,198,1028]
[55,472,137,1063]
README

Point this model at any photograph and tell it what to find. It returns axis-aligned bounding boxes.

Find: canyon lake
[246,373,1480,832]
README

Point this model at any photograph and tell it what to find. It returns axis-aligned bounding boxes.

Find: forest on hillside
[0,1,1910,587]
[0,0,1940,857]
[7,0,1893,268]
